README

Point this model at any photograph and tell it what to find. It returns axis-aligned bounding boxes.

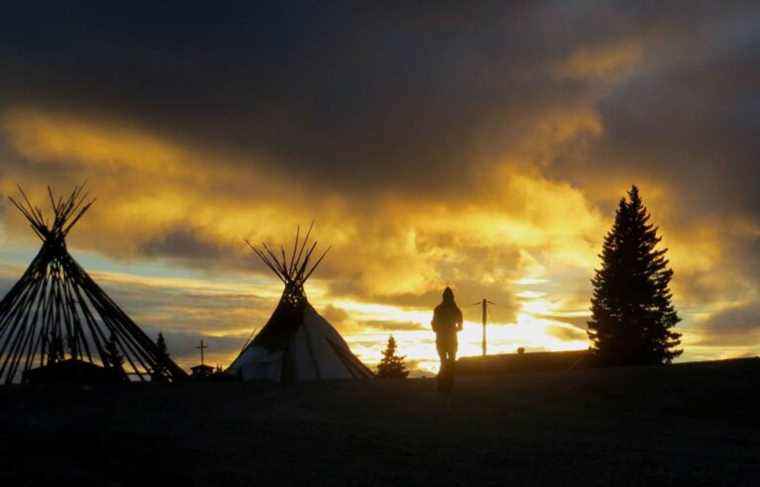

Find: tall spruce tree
[588,186,682,366]
[377,336,409,379]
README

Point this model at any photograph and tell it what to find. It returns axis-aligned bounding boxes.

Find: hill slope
[1,358,758,485]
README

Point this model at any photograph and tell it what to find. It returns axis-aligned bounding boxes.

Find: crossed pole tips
[0,183,188,384]
[243,221,331,286]
[8,183,96,243]
[472,299,495,357]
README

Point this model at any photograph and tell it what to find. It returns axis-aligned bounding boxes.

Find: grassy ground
[1,358,758,486]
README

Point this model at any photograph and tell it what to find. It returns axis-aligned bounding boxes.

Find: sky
[0,2,759,374]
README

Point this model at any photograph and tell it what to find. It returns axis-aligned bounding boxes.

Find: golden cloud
[0,107,609,301]
[2,103,754,362]
[555,41,643,81]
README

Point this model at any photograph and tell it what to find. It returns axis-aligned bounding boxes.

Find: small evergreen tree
[66,333,79,360]
[156,333,169,358]
[588,186,682,366]
[152,332,170,382]
[377,335,409,379]
[103,333,124,368]
[47,333,65,364]
[103,332,127,381]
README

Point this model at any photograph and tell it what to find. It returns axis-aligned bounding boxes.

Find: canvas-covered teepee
[0,184,188,384]
[227,225,373,383]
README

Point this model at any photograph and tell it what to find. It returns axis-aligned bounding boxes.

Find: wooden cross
[196,339,208,365]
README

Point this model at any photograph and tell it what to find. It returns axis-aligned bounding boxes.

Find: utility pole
[472,299,494,356]
[196,339,208,365]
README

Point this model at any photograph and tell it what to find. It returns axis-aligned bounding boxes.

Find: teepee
[0,184,188,384]
[227,225,373,383]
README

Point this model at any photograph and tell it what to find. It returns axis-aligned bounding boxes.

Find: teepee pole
[66,285,104,364]
[25,269,62,373]
[249,244,286,283]
[292,221,315,273]
[63,200,95,236]
[0,184,189,383]
[280,245,289,278]
[0,275,45,382]
[77,276,154,378]
[18,273,54,371]
[1,279,46,382]
[294,241,318,281]
[84,271,187,379]
[289,226,300,276]
[302,246,330,283]
[0,269,36,332]
[262,243,289,277]
[61,273,104,364]
[71,280,144,379]
[77,281,147,380]
[60,272,93,363]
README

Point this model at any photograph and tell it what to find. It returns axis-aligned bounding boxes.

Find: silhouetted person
[432,287,463,394]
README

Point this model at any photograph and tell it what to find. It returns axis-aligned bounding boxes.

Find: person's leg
[436,336,447,373]
[436,336,447,392]
[442,350,452,369]
[438,347,451,394]
[441,338,457,394]
[449,338,458,376]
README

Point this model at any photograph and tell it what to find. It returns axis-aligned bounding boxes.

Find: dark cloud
[320,305,351,326]
[700,302,760,336]
[0,2,757,200]
[361,321,427,332]
[546,324,588,342]
[0,1,759,357]
[535,314,589,330]
[139,225,237,270]
[552,4,760,220]
[0,2,671,195]
[90,273,273,335]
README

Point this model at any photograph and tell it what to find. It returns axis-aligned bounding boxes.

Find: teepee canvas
[0,185,188,384]
[227,225,373,383]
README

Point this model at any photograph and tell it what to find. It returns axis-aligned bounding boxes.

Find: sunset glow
[1,2,759,375]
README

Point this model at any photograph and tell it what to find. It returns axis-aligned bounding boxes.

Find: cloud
[360,321,427,332]
[0,107,608,312]
[0,1,758,362]
[555,41,643,81]
[696,302,760,344]
[546,324,588,342]
[534,314,589,330]
[139,225,229,268]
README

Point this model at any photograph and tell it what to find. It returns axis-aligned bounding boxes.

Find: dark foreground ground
[1,358,759,486]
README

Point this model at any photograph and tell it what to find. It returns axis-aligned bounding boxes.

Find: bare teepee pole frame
[244,221,331,307]
[0,184,188,384]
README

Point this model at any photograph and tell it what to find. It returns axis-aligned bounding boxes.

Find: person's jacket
[432,302,463,335]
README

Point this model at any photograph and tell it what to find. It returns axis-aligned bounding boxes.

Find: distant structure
[0,185,188,384]
[190,339,214,379]
[457,349,593,376]
[196,339,208,365]
[227,224,374,383]
[190,364,215,379]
